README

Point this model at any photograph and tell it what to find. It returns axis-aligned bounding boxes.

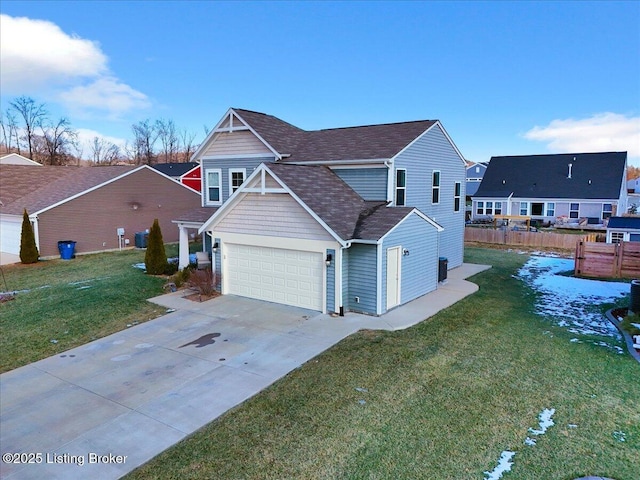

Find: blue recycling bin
[58,240,76,260]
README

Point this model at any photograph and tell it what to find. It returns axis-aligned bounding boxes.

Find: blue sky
[1,1,639,165]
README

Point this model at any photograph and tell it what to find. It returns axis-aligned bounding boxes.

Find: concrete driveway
[0,263,489,480]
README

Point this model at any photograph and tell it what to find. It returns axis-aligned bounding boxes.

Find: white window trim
[454,181,461,212]
[602,203,613,220]
[432,170,441,205]
[205,168,222,206]
[520,202,529,216]
[228,168,246,197]
[569,202,580,219]
[395,168,407,206]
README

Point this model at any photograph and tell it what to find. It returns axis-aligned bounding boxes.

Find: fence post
[575,241,582,276]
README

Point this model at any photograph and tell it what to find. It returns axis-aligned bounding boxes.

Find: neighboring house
[472,152,628,225]
[0,153,42,166]
[606,216,640,243]
[0,165,201,258]
[626,177,639,193]
[174,108,466,316]
[465,161,488,197]
[151,162,202,192]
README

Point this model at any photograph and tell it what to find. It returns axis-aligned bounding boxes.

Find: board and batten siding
[215,193,334,241]
[326,249,336,312]
[394,123,465,268]
[36,168,202,257]
[346,243,377,314]
[381,214,439,310]
[201,157,274,204]
[332,167,388,200]
[203,131,272,157]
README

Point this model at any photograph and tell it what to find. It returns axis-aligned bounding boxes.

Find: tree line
[0,96,200,166]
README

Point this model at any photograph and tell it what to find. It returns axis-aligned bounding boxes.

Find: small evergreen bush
[19,209,39,264]
[144,219,168,275]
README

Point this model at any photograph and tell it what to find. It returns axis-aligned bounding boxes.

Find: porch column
[178,225,190,269]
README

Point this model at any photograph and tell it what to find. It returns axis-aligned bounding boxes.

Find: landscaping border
[606,308,640,364]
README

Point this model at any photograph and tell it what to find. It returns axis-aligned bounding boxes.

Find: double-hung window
[205,169,222,205]
[395,169,406,206]
[229,168,246,196]
[569,203,579,219]
[519,202,528,216]
[432,171,440,204]
[602,203,613,220]
[546,202,555,217]
[476,201,484,215]
[454,182,461,212]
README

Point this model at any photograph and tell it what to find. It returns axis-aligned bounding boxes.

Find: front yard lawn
[125,248,639,480]
[0,248,175,373]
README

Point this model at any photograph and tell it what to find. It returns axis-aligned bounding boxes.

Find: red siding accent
[181,166,201,192]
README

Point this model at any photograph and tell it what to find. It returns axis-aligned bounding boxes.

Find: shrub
[144,219,168,275]
[188,268,217,297]
[19,209,39,264]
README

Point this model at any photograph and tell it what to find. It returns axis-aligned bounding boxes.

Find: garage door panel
[226,244,323,311]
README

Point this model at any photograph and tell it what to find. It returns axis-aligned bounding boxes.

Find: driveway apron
[0,264,488,479]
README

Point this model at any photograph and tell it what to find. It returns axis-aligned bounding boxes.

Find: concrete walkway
[0,263,489,480]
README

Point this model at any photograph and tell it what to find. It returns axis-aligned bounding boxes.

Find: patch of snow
[632,323,640,329]
[568,424,578,429]
[613,431,626,442]
[524,437,536,446]
[517,256,628,339]
[132,263,146,270]
[528,408,555,436]
[570,338,581,343]
[484,451,515,480]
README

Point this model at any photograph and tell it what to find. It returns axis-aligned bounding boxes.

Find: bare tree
[0,109,20,153]
[131,119,156,165]
[41,117,77,165]
[179,128,198,162]
[155,118,178,163]
[90,136,120,165]
[10,96,47,161]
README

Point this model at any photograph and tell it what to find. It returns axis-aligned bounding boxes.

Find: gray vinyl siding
[326,249,336,313]
[346,243,377,314]
[214,238,222,290]
[333,168,388,200]
[201,157,274,204]
[381,214,439,310]
[394,124,465,268]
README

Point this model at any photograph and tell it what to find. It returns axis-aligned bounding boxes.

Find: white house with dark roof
[174,108,466,316]
[606,216,640,243]
[471,152,628,225]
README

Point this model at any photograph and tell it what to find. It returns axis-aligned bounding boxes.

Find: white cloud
[0,14,150,117]
[59,77,151,118]
[524,113,640,161]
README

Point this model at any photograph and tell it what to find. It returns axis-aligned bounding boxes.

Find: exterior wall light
[213,242,219,253]
[325,253,333,266]
[403,249,410,256]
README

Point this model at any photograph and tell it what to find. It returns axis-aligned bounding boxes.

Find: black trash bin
[58,241,76,260]
[630,279,640,314]
[135,232,149,248]
[438,257,448,282]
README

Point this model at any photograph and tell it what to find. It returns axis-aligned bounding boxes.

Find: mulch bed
[183,291,220,303]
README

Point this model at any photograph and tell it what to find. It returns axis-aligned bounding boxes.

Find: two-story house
[174,108,466,316]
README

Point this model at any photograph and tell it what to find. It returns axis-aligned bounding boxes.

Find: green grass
[0,247,180,373]
[125,248,639,480]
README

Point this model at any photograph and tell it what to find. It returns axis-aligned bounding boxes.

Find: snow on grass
[484,451,515,480]
[516,256,628,339]
[528,408,555,435]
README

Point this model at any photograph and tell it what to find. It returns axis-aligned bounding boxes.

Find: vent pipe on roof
[567,162,573,179]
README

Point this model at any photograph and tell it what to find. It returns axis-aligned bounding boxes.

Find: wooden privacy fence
[465,227,595,250]
[574,241,640,279]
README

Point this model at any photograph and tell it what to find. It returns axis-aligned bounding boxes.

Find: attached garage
[226,244,323,310]
[0,215,22,256]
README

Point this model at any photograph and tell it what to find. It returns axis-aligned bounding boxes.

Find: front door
[386,246,401,310]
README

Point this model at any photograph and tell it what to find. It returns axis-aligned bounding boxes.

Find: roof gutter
[282,158,389,166]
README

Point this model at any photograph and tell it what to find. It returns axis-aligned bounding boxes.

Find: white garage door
[0,217,23,255]
[226,244,323,311]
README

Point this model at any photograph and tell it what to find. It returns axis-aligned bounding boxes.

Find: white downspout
[31,215,40,255]
[337,241,351,316]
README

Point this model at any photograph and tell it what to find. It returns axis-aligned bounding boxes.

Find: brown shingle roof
[266,163,422,241]
[0,165,136,215]
[233,108,437,163]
